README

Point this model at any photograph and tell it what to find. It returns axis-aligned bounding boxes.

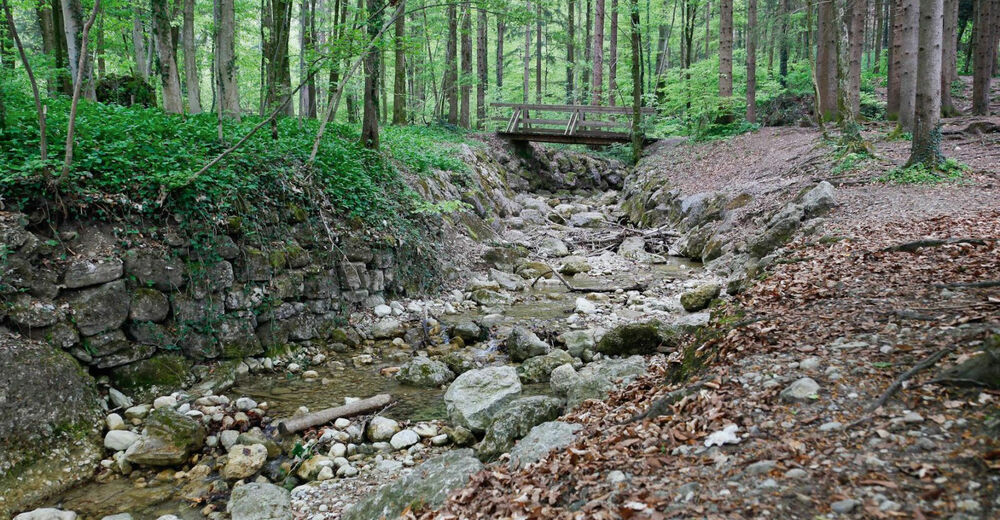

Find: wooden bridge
[492,103,657,146]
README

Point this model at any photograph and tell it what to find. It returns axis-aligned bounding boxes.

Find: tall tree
[131,10,149,82]
[874,0,886,72]
[360,0,382,148]
[567,0,576,102]
[898,0,919,130]
[182,0,202,113]
[392,0,406,124]
[523,1,531,103]
[971,0,997,114]
[816,0,838,121]
[609,0,618,105]
[460,2,472,127]
[847,0,865,117]
[629,0,642,158]
[940,0,959,115]
[535,0,542,103]
[887,0,902,118]
[63,0,96,100]
[908,0,945,166]
[152,0,183,113]
[496,15,504,91]
[443,2,458,122]
[747,0,758,122]
[263,0,293,116]
[719,0,733,97]
[299,0,317,119]
[37,0,71,95]
[779,0,789,83]
[476,6,487,127]
[592,0,605,104]
[214,0,240,119]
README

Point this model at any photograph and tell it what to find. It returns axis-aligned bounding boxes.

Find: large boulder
[566,356,648,408]
[568,211,605,228]
[559,330,596,358]
[227,482,292,520]
[801,181,836,218]
[537,237,569,257]
[476,396,565,461]
[506,327,552,362]
[68,280,129,336]
[509,421,583,470]
[125,409,205,466]
[517,349,575,383]
[595,321,683,356]
[396,356,456,387]
[63,257,123,289]
[371,318,405,339]
[341,450,483,520]
[558,256,592,276]
[680,283,721,312]
[444,366,522,432]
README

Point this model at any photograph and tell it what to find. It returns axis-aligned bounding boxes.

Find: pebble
[902,411,923,423]
[329,443,347,458]
[220,430,240,450]
[412,423,438,438]
[316,466,334,481]
[607,470,627,484]
[879,500,901,512]
[575,297,597,314]
[108,388,133,409]
[818,421,842,432]
[334,418,351,429]
[831,499,858,514]
[430,434,450,446]
[784,468,807,479]
[374,304,393,317]
[235,397,257,411]
[104,430,140,451]
[779,377,820,403]
[759,478,779,490]
[124,404,150,420]
[336,464,359,477]
[799,357,822,371]
[744,460,776,476]
[303,370,319,379]
[152,396,177,409]
[106,413,125,431]
[287,363,302,373]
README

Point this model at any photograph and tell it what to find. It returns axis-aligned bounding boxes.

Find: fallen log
[277,393,392,435]
[881,237,990,253]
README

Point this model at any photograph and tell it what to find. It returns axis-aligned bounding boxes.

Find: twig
[933,280,1000,289]
[847,346,956,430]
[882,237,991,253]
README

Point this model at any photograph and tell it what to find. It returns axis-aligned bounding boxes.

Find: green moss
[110,353,191,393]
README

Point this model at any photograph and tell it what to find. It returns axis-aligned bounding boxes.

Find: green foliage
[382,124,475,175]
[411,199,472,215]
[831,152,869,175]
[878,158,968,184]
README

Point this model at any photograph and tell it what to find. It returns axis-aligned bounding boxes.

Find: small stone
[879,500,901,512]
[574,297,597,314]
[607,470,627,484]
[390,429,420,450]
[235,397,257,411]
[430,434,450,446]
[902,411,923,423]
[334,418,352,429]
[316,466,334,480]
[956,499,980,512]
[799,357,822,371]
[106,413,126,431]
[336,464,359,477]
[104,430,140,451]
[831,499,858,514]
[329,443,347,458]
[124,404,150,420]
[287,363,302,373]
[152,396,177,409]
[412,423,439,438]
[745,460,776,476]
[818,421,842,432]
[374,304,393,317]
[780,377,820,403]
[221,444,268,479]
[303,370,319,379]
[220,430,240,450]
[366,416,401,442]
[108,388,133,409]
[784,468,807,479]
[759,478,779,489]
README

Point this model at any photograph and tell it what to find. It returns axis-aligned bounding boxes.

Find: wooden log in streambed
[277,393,393,435]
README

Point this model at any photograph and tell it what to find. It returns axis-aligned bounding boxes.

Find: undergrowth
[877,158,968,184]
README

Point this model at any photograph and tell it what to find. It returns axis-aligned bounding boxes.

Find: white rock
[104,430,140,451]
[108,388,133,409]
[14,509,78,520]
[374,304,393,317]
[152,396,177,409]
[303,370,319,379]
[574,297,597,314]
[106,413,125,431]
[235,397,257,411]
[336,464,359,477]
[390,429,420,450]
[412,423,439,438]
[430,434,450,446]
[220,429,241,450]
[287,363,302,373]
[329,443,347,458]
[334,417,352,429]
[704,424,741,447]
[366,416,401,441]
[316,466,334,481]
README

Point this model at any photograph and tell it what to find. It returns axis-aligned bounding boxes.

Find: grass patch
[877,158,968,184]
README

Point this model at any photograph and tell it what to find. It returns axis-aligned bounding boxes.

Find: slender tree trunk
[898,0,919,129]
[444,2,458,122]
[476,7,487,128]
[523,3,531,103]
[971,0,996,114]
[496,18,504,91]
[183,0,202,113]
[609,0,618,105]
[4,0,49,182]
[263,0,294,117]
[720,0,734,97]
[460,2,472,127]
[779,0,789,83]
[392,0,406,124]
[704,0,710,59]
[908,0,944,165]
[568,0,576,103]
[62,0,95,100]
[360,0,382,147]
[816,0,839,121]
[36,1,63,95]
[132,9,149,81]
[299,0,317,118]
[214,0,240,119]
[95,11,105,78]
[941,0,959,115]
[887,0,901,118]
[874,0,885,71]
[583,0,592,100]
[593,0,605,104]
[152,0,183,113]
[747,0,758,122]
[630,0,642,158]
[847,0,865,116]
[60,0,100,184]
[535,1,542,104]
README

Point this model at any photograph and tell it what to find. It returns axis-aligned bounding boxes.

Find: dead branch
[530,265,646,293]
[882,237,991,253]
[625,380,708,423]
[847,346,956,430]
[277,393,392,435]
[932,280,1000,289]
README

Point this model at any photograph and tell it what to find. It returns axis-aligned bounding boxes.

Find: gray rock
[549,364,581,396]
[517,349,575,383]
[559,330,595,358]
[595,321,683,356]
[680,284,721,312]
[509,421,583,470]
[558,256,592,276]
[506,327,552,362]
[125,408,205,466]
[129,288,170,322]
[451,321,484,343]
[801,181,836,218]
[13,509,77,520]
[831,499,859,514]
[397,356,456,387]
[6,294,63,328]
[226,482,292,520]
[470,289,511,306]
[366,416,401,442]
[537,236,569,257]
[221,444,268,479]
[477,396,565,461]
[780,377,821,403]
[341,450,483,520]
[69,280,129,336]
[372,318,405,339]
[744,460,776,476]
[566,356,647,408]
[124,250,185,291]
[104,430,140,451]
[444,366,522,432]
[568,211,605,228]
[100,514,132,520]
[489,269,524,291]
[389,429,420,450]
[63,257,123,289]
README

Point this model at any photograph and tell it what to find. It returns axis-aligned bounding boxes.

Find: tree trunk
[941,0,959,115]
[888,0,901,118]
[152,0,183,113]
[609,0,618,105]
[592,0,604,104]
[747,0,758,122]
[460,2,472,127]
[299,0,317,119]
[568,0,576,103]
[971,0,996,114]
[898,0,919,129]
[583,0,592,100]
[523,2,531,103]
[816,0,838,121]
[874,0,886,72]
[704,0,711,59]
[132,9,149,82]
[95,11,105,78]
[476,7,487,128]
[630,0,642,158]
[536,0,542,103]
[360,0,382,148]
[183,0,202,113]
[847,0,865,117]
[392,0,406,124]
[62,0,95,100]
[263,0,293,116]
[908,0,944,166]
[496,18,504,91]
[214,0,240,119]
[444,2,458,123]
[779,0,789,83]
[37,1,69,95]
[720,0,734,97]
[836,0,864,145]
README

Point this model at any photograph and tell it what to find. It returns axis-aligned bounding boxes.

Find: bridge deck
[491,103,656,146]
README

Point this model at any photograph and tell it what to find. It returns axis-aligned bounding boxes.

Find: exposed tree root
[847,346,956,430]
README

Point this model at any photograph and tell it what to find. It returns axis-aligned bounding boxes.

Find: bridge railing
[490,103,656,143]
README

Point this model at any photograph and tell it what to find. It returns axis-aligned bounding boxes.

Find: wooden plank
[491,102,657,114]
